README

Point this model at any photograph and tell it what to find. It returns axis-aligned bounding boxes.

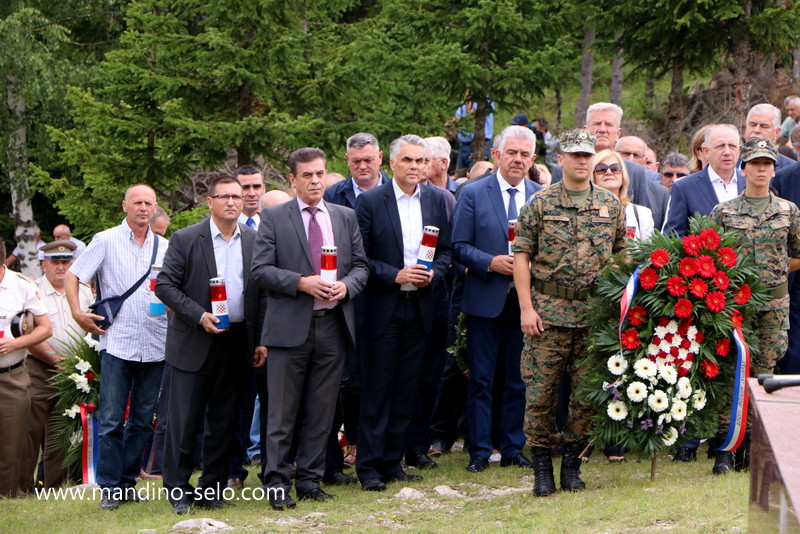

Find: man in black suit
[355,134,453,491]
[155,175,266,514]
[323,132,390,210]
[251,147,369,510]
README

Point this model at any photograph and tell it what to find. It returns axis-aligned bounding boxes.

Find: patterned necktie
[507,188,518,220]
[246,217,255,229]
[305,207,323,275]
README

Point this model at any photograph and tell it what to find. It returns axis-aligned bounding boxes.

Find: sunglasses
[594,163,622,174]
[661,172,688,179]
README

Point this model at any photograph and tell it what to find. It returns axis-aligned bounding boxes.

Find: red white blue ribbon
[718,327,750,451]
[619,265,642,345]
[80,403,98,484]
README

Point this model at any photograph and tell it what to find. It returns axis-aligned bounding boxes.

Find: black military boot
[672,446,697,462]
[733,432,751,472]
[530,447,556,497]
[709,432,734,475]
[560,442,586,492]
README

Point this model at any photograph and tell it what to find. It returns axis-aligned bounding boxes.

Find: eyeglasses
[661,172,688,179]
[618,151,645,160]
[594,163,622,174]
[210,194,244,201]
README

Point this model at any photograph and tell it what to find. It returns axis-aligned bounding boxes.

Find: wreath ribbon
[80,402,98,484]
[718,327,750,451]
[619,265,642,346]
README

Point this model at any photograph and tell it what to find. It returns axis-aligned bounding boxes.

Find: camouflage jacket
[512,182,626,327]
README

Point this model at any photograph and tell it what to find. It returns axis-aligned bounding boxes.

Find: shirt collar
[392,179,420,200]
[296,197,328,214]
[121,217,154,244]
[37,275,60,296]
[496,171,522,193]
[708,165,738,185]
[209,216,241,240]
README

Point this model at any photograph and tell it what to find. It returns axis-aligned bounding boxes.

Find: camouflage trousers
[521,325,594,447]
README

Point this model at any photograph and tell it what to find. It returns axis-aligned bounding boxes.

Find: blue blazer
[663,167,745,236]
[452,173,542,319]
[323,172,390,210]
[355,182,453,337]
[772,161,800,302]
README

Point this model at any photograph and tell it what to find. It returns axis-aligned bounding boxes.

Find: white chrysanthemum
[690,341,700,353]
[670,334,684,348]
[692,389,707,410]
[658,364,678,385]
[634,359,657,379]
[687,326,698,340]
[655,356,669,368]
[626,381,647,402]
[666,320,679,334]
[607,355,628,376]
[607,401,628,421]
[654,326,668,338]
[64,405,80,419]
[648,390,669,412]
[662,426,679,446]
[648,344,660,356]
[75,359,91,374]
[678,348,689,359]
[659,339,671,352]
[677,377,692,399]
[670,399,688,421]
[681,360,693,372]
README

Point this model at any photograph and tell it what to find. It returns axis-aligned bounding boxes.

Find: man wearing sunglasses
[658,153,691,193]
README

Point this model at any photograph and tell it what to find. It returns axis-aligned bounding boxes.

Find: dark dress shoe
[361,479,387,492]
[298,487,336,501]
[387,471,423,483]
[269,494,297,511]
[99,497,120,510]
[672,446,697,462]
[466,456,489,473]
[406,451,439,469]
[500,453,534,468]
[712,451,734,475]
[172,499,191,515]
[323,471,358,485]
[197,498,235,509]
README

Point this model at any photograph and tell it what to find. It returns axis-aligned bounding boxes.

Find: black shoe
[466,456,489,473]
[672,446,697,462]
[712,451,734,475]
[560,442,586,492]
[531,447,556,497]
[121,489,146,503]
[361,479,387,492]
[172,499,191,515]
[269,494,297,511]
[500,453,534,468]
[406,451,439,469]
[99,497,120,511]
[196,498,235,509]
[733,433,750,472]
[386,471,423,483]
[323,471,358,485]
[298,487,336,501]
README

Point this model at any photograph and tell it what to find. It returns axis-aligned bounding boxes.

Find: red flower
[699,228,721,251]
[680,338,691,349]
[700,360,719,379]
[627,305,648,326]
[715,338,730,357]
[621,329,641,350]
[666,276,688,297]
[717,247,737,268]
[674,298,693,318]
[678,366,689,377]
[734,284,751,305]
[664,333,674,343]
[638,267,659,289]
[85,371,96,382]
[713,271,730,291]
[706,291,727,313]
[682,235,702,256]
[730,310,744,328]
[658,317,671,327]
[650,249,671,268]
[678,257,698,277]
[688,278,709,298]
[669,346,679,357]
[696,255,717,278]
[678,319,691,336]
[695,331,705,343]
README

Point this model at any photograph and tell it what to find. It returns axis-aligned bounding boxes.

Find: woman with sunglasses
[591,150,655,240]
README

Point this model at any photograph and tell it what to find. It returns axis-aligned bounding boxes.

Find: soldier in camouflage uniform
[512,129,626,496]
[708,138,800,475]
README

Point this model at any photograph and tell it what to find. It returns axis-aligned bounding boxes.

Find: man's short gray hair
[389,134,426,160]
[424,137,452,161]
[747,103,781,128]
[150,206,169,223]
[658,153,689,172]
[586,102,623,127]
[493,125,536,153]
[346,132,380,153]
[784,95,800,107]
[703,124,740,146]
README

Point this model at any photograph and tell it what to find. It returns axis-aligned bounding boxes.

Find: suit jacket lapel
[420,184,434,227]
[288,201,314,271]
[696,169,721,210]
[736,169,746,195]
[240,223,252,286]
[487,175,508,235]
[383,185,404,253]
[199,219,218,278]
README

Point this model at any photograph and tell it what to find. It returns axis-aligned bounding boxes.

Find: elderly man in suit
[452,125,543,473]
[663,124,744,236]
[252,147,369,510]
[155,175,266,514]
[354,134,453,491]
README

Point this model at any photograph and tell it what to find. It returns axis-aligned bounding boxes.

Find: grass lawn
[2,447,747,533]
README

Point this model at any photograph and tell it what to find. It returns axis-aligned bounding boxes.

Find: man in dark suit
[251,147,369,510]
[663,124,744,236]
[355,134,452,491]
[452,125,543,473]
[155,175,266,514]
[323,132,390,210]
[742,103,795,172]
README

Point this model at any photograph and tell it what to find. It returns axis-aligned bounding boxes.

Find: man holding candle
[155,175,266,514]
[354,135,453,491]
[251,147,369,510]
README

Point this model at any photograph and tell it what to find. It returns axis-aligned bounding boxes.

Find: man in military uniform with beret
[708,138,800,475]
[512,129,626,497]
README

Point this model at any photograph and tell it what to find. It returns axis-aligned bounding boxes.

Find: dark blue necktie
[246,217,256,229]
[507,188,518,220]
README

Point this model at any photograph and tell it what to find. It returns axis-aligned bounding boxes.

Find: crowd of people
[2,96,800,513]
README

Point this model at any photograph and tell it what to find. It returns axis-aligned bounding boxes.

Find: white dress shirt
[392,180,423,291]
[209,218,245,323]
[238,212,260,230]
[707,166,740,203]
[497,171,524,220]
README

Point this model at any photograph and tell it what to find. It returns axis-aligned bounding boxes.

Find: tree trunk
[575,26,595,128]
[644,77,655,106]
[793,44,800,83]
[555,88,562,131]
[472,98,489,163]
[6,76,39,277]
[609,36,624,106]
[732,0,754,128]
[664,56,685,152]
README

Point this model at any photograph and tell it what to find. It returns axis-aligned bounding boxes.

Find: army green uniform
[513,182,626,447]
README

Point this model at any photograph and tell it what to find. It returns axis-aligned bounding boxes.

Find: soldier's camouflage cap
[741,138,777,163]
[559,129,596,154]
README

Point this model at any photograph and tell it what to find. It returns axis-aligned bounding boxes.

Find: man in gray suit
[155,175,267,514]
[251,147,369,510]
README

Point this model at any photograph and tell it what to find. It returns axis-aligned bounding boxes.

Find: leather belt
[533,278,594,301]
[0,360,24,374]
[312,309,335,317]
[768,282,789,298]
[400,290,419,299]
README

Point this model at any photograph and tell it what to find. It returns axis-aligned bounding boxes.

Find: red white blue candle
[209,277,230,329]
[508,220,517,256]
[417,226,439,271]
[149,265,166,315]
[321,246,338,285]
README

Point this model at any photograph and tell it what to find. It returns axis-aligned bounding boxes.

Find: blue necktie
[246,217,255,229]
[507,188,518,220]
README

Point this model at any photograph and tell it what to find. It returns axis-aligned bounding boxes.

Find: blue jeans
[96,351,164,490]
[247,396,261,460]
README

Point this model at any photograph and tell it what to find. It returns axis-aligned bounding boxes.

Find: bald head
[259,190,292,211]
[467,160,494,180]
[52,224,72,241]
[615,136,648,166]
[324,172,345,189]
